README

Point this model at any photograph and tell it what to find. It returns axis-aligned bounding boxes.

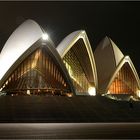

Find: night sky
[0,2,140,75]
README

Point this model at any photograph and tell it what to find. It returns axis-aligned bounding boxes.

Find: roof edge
[106,56,140,93]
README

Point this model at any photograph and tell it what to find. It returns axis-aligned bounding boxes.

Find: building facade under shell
[94,37,140,99]
[0,20,75,96]
[57,30,97,95]
[0,19,139,99]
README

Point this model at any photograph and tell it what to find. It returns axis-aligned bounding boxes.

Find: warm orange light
[66,93,73,97]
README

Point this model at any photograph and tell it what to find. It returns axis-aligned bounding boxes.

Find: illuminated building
[0,20,74,95]
[0,19,97,96]
[57,30,97,95]
[94,37,140,98]
[0,19,139,99]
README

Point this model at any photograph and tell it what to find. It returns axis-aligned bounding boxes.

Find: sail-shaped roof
[107,56,140,93]
[94,36,140,94]
[94,36,124,93]
[57,30,97,94]
[0,19,43,80]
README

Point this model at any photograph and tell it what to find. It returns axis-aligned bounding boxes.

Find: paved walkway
[0,123,140,139]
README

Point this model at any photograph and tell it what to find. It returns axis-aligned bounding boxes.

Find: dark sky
[0,1,140,75]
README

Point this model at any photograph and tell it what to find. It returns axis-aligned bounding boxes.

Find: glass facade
[63,39,93,94]
[2,47,70,95]
[108,63,138,95]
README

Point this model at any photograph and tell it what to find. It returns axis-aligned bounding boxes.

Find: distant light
[107,90,110,94]
[88,87,96,96]
[137,90,140,97]
[66,93,73,97]
[125,56,129,59]
[42,33,49,40]
[81,31,85,34]
[27,90,30,95]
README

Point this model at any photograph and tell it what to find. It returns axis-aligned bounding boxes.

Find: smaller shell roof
[110,39,124,66]
[94,36,124,93]
[107,55,140,91]
[0,19,43,80]
[94,36,124,67]
[57,30,84,57]
[57,30,98,90]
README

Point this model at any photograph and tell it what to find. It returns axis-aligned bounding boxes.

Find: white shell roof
[57,30,98,88]
[57,30,83,57]
[0,19,43,80]
[110,39,124,66]
[94,36,124,93]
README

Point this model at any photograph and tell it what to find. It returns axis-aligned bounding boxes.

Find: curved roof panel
[57,30,82,57]
[110,38,124,66]
[107,56,140,93]
[94,36,124,93]
[0,19,43,80]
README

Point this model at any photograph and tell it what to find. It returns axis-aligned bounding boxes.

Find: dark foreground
[0,95,140,122]
[0,123,140,139]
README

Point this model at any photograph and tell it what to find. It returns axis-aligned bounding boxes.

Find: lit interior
[108,63,138,95]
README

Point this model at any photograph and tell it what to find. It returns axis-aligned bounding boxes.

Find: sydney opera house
[0,19,140,100]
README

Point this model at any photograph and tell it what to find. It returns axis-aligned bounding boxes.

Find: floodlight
[137,90,140,97]
[42,33,49,40]
[88,87,96,96]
